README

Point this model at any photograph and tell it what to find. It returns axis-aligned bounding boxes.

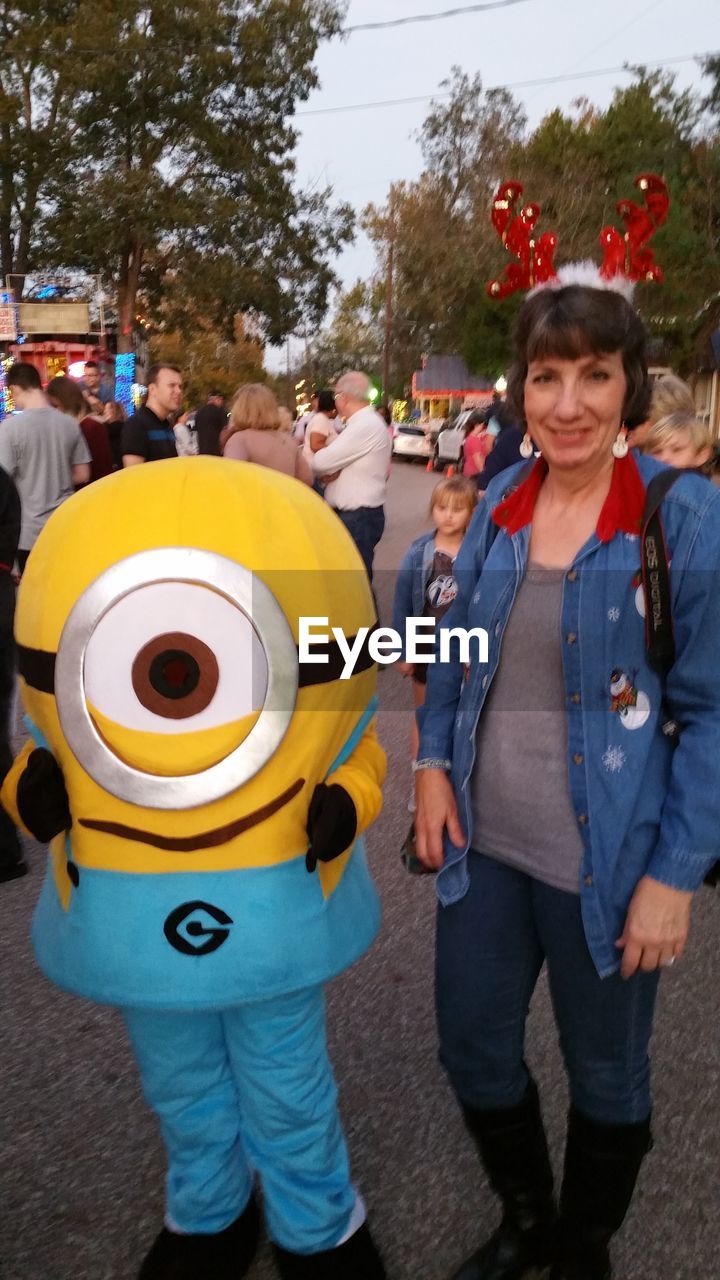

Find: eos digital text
[299,617,489,680]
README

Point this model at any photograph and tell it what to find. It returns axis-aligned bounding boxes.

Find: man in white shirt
[310,371,391,580]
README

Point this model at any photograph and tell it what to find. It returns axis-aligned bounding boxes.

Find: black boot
[449,1080,557,1280]
[138,1196,260,1279]
[273,1221,386,1278]
[549,1107,652,1280]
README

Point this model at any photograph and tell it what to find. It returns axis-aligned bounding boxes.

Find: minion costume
[2,459,387,1280]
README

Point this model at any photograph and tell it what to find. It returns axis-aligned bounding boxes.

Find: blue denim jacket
[417,453,720,977]
[392,531,436,659]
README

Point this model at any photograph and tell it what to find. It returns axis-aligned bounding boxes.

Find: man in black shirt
[0,466,26,882]
[121,364,183,466]
[195,390,227,456]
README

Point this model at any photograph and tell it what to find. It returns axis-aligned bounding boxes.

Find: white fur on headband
[529,260,636,302]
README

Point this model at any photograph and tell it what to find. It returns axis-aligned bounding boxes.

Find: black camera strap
[640,469,718,887]
[641,468,681,678]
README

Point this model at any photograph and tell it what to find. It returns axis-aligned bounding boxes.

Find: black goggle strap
[17,628,377,696]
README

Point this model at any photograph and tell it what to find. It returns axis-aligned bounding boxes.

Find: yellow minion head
[16,459,378,899]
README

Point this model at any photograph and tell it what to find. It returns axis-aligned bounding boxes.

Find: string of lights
[296,51,714,117]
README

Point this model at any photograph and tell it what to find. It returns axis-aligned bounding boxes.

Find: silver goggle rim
[54,548,298,810]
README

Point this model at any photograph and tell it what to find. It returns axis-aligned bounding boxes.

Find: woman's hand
[615,876,693,979]
[414,769,465,871]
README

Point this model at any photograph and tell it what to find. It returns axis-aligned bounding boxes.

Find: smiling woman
[413,274,720,1280]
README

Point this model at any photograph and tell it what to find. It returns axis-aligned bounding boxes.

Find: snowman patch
[608,669,650,730]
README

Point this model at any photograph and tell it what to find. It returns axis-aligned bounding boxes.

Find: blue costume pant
[123,986,360,1253]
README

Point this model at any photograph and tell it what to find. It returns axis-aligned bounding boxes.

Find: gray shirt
[470,565,584,894]
[0,407,91,549]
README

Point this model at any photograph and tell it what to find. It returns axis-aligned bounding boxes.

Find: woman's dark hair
[46,375,89,419]
[317,388,336,414]
[507,285,651,429]
[463,410,486,436]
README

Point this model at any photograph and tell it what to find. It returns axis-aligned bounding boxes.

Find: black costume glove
[17,748,71,843]
[305,783,357,874]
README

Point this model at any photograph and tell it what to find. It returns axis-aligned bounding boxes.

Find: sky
[266,0,718,370]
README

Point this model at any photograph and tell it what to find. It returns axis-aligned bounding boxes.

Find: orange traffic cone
[446,464,455,477]
[425,457,433,473]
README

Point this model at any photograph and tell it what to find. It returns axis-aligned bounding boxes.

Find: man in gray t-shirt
[0,364,91,565]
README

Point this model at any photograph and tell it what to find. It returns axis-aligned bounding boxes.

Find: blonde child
[392,477,478,844]
[627,372,695,450]
[644,411,713,472]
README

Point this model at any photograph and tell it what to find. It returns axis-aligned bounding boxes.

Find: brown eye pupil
[149,650,200,700]
[132,631,219,720]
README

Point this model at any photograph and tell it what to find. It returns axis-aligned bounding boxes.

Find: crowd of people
[1,288,718,1280]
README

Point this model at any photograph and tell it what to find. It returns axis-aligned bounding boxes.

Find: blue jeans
[436,851,659,1124]
[334,506,385,581]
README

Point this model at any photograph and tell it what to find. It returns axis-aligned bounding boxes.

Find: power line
[1,3,530,56]
[344,1,529,33]
[297,51,714,117]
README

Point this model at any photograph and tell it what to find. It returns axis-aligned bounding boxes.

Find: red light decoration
[487,173,669,300]
[599,173,669,284]
[486,182,558,299]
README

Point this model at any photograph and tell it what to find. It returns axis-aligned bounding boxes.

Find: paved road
[2,459,718,1280]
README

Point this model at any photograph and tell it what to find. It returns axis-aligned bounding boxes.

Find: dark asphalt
[2,461,719,1280]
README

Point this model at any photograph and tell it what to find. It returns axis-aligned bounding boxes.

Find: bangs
[526,309,624,367]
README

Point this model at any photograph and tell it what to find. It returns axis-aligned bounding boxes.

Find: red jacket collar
[491,451,646,542]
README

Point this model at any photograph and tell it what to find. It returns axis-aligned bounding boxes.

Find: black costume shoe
[273,1221,386,1278]
[548,1107,652,1280]
[449,1080,557,1280]
[138,1196,260,1279]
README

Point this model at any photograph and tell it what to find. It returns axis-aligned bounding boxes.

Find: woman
[103,400,127,470]
[462,411,493,478]
[222,384,312,485]
[414,282,720,1280]
[303,388,338,459]
[46,376,113,482]
[475,399,524,493]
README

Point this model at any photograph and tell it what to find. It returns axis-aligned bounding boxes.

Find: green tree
[151,313,265,405]
[307,280,384,388]
[0,0,91,287]
[1,1,353,351]
[364,65,720,385]
[364,70,526,388]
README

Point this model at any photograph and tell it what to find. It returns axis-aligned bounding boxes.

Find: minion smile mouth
[77,778,305,851]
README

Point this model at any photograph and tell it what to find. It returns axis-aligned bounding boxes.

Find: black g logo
[164,901,233,956]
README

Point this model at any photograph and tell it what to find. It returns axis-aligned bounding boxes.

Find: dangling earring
[519,432,534,459]
[612,427,629,459]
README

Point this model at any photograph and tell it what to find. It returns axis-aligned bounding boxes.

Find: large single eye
[55,549,298,810]
[83,583,268,733]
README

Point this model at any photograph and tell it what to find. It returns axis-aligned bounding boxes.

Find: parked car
[392,423,433,462]
[432,421,465,471]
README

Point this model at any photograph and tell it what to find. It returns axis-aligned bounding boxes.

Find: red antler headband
[487,182,558,299]
[486,173,669,300]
